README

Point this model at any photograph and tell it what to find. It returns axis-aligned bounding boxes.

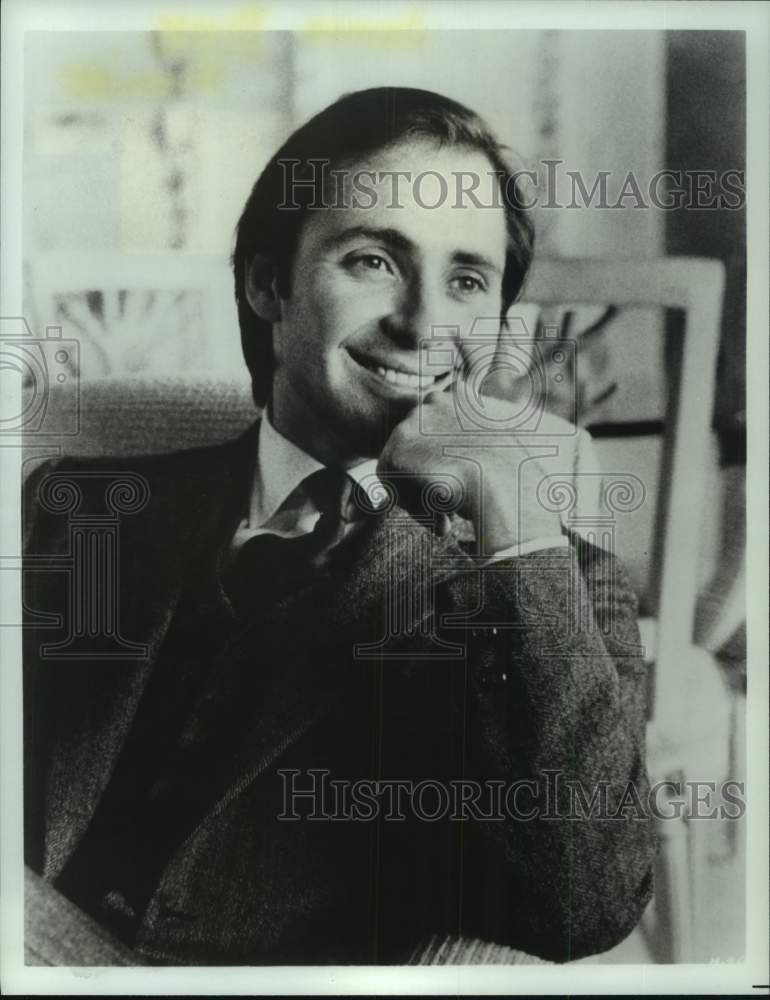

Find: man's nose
[379,277,443,349]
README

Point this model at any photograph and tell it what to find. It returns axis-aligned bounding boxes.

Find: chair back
[23,373,257,462]
[518,256,726,722]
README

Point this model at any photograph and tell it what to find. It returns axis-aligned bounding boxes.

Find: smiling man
[24,88,655,966]
[253,140,507,465]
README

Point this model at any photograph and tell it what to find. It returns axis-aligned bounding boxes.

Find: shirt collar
[249,412,380,529]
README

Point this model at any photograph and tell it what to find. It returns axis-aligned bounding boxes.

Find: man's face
[268,139,508,465]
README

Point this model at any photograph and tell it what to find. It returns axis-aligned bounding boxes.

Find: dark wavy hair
[232,86,535,406]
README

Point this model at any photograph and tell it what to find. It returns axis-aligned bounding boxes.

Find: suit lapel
[36,420,481,877]
[37,425,259,878]
[177,503,480,842]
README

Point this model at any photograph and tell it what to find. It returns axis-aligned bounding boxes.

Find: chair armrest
[25,867,137,966]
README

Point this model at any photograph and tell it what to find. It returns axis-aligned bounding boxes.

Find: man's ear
[244,254,283,323]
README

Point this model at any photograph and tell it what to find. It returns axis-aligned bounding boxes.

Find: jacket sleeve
[288,427,655,962]
[437,526,655,962]
[23,457,65,873]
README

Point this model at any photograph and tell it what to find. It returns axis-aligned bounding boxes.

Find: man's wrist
[484,535,569,563]
[470,492,562,555]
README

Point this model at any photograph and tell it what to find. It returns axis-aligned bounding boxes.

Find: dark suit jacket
[23,424,655,965]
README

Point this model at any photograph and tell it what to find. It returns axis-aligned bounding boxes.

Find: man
[23,87,654,965]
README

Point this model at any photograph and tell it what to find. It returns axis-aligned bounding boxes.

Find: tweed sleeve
[438,527,655,962]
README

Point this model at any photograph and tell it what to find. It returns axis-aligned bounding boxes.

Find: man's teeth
[373,365,439,388]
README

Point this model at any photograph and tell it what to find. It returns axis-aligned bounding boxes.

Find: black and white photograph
[1,0,767,994]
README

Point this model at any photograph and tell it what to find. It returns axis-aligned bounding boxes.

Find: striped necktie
[223,468,377,619]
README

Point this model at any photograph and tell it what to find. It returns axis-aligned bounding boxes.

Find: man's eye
[347,253,394,276]
[450,274,487,295]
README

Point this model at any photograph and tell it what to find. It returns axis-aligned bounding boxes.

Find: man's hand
[377,389,563,554]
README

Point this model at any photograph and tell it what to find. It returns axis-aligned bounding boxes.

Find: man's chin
[336,398,413,461]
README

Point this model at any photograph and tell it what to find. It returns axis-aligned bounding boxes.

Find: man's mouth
[347,348,453,392]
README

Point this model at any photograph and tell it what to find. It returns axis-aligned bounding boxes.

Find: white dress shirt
[230,413,569,561]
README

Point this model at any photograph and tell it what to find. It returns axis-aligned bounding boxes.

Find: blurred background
[21,28,747,964]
